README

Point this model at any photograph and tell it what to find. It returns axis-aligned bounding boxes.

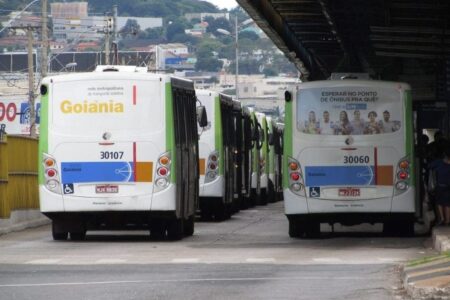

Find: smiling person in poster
[364,111,382,134]
[303,110,320,134]
[350,110,366,135]
[378,110,400,133]
[334,111,353,135]
[319,110,335,135]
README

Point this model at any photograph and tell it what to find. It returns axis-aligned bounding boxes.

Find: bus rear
[284,80,415,237]
[39,72,182,239]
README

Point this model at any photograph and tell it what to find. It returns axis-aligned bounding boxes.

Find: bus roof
[296,79,411,91]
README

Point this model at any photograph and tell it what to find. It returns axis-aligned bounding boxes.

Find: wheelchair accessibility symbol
[309,187,320,198]
[63,184,74,194]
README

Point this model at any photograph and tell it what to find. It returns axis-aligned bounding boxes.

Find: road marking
[171,258,200,263]
[0,276,379,288]
[377,257,402,262]
[246,258,276,263]
[312,258,343,263]
[25,259,61,264]
[95,259,127,264]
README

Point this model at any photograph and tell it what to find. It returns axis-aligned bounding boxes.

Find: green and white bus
[284,79,415,238]
[39,66,207,240]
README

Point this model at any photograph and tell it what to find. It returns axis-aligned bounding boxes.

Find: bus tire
[258,188,268,206]
[167,218,184,240]
[268,180,276,203]
[304,222,321,239]
[150,221,166,240]
[52,221,68,241]
[184,215,195,236]
[288,219,304,238]
[70,231,86,241]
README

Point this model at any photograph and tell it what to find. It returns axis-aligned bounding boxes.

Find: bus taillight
[398,171,409,180]
[399,160,409,170]
[395,156,411,194]
[288,157,306,196]
[205,151,219,183]
[154,152,171,192]
[42,153,62,194]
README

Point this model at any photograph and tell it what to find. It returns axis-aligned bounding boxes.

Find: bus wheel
[150,221,166,240]
[52,221,68,241]
[288,219,305,238]
[167,218,184,240]
[184,216,195,236]
[304,222,321,239]
[268,181,276,203]
[70,231,86,241]
[258,188,268,206]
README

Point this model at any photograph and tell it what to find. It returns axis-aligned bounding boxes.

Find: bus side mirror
[268,133,274,146]
[197,106,208,128]
[285,91,292,102]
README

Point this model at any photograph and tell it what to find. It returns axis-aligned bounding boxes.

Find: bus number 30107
[100,151,124,159]
[344,155,370,164]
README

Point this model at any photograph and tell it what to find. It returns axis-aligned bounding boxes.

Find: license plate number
[338,188,360,197]
[96,185,119,193]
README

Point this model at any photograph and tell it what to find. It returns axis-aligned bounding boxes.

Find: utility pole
[104,15,112,65]
[235,15,239,100]
[27,26,36,138]
[41,0,48,77]
[113,5,118,64]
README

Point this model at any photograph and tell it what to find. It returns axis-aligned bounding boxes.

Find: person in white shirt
[319,110,334,135]
[350,110,366,135]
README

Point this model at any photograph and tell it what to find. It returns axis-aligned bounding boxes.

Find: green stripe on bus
[38,85,49,185]
[405,90,415,187]
[283,100,293,188]
[215,96,224,175]
[252,112,259,173]
[165,82,176,183]
[268,121,275,174]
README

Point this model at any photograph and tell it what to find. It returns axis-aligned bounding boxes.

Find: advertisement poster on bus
[297,86,401,135]
[0,98,40,135]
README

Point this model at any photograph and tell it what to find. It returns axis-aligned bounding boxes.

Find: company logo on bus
[338,187,360,197]
[60,100,124,114]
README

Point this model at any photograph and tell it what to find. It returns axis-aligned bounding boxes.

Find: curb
[0,210,50,236]
[401,226,450,299]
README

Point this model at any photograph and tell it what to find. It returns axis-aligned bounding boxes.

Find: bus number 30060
[100,151,124,159]
[343,155,370,164]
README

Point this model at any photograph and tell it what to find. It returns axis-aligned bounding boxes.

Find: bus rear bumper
[200,176,224,197]
[285,212,416,226]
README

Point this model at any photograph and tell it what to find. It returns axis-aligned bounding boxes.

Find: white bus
[284,79,415,238]
[39,66,207,240]
[196,90,236,220]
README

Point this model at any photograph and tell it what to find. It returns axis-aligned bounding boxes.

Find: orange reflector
[289,162,298,171]
[45,159,55,167]
[399,161,409,169]
[159,156,170,166]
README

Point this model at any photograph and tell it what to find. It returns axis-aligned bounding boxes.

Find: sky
[203,0,239,10]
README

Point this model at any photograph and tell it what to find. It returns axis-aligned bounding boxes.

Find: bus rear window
[296,86,402,135]
[51,80,163,133]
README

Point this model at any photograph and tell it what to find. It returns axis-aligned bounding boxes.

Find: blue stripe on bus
[61,162,134,184]
[305,166,375,186]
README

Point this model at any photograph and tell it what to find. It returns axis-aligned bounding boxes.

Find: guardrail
[0,135,39,219]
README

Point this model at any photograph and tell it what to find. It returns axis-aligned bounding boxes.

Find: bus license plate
[96,185,119,193]
[338,188,360,197]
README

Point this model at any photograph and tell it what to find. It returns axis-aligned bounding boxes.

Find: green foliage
[205,17,232,35]
[239,31,259,41]
[166,22,186,42]
[263,67,278,77]
[195,56,223,72]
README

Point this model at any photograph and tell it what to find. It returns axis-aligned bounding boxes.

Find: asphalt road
[0,202,436,299]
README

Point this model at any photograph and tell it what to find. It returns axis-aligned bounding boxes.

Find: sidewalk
[402,226,450,300]
[0,210,49,236]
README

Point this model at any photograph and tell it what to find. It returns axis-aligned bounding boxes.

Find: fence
[0,135,39,219]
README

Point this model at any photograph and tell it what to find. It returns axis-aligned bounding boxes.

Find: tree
[195,56,223,72]
[120,19,140,37]
[205,17,232,35]
[166,22,186,42]
[263,67,278,77]
[239,30,259,41]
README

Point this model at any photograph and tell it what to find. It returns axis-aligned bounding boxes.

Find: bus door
[242,111,253,200]
[171,79,198,219]
[220,95,234,206]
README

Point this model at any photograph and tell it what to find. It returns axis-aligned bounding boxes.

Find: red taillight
[209,163,217,170]
[291,173,300,181]
[158,167,168,176]
[398,171,408,180]
[46,169,56,177]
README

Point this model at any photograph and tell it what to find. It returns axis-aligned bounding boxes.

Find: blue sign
[61,162,134,184]
[305,166,375,186]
